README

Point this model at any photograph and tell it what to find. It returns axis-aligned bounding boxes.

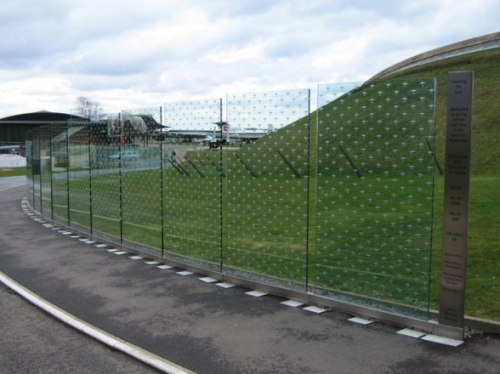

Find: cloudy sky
[0,0,498,118]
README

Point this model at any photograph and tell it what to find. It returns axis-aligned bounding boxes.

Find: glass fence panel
[32,128,41,212]
[89,119,122,242]
[316,82,362,109]
[67,120,91,231]
[25,131,34,207]
[225,89,310,289]
[51,123,69,225]
[39,125,52,218]
[120,112,163,252]
[163,99,222,270]
[122,106,163,144]
[315,79,436,315]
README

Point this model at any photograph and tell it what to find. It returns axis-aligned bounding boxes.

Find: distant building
[0,111,88,147]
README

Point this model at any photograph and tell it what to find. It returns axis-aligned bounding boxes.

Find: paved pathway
[1,182,500,373]
[0,175,25,192]
[0,283,160,373]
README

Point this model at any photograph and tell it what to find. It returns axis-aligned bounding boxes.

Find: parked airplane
[155,121,272,147]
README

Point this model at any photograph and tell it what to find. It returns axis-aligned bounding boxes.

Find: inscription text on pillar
[439,71,474,330]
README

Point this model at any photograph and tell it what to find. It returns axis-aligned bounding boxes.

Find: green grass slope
[381,48,500,320]
[221,47,500,318]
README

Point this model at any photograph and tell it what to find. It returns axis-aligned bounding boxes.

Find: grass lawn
[0,168,26,177]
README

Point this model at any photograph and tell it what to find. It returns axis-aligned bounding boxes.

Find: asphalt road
[1,180,500,373]
[0,175,25,192]
[0,283,160,374]
[1,176,161,373]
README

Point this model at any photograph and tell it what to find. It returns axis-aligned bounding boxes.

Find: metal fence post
[88,122,93,235]
[305,89,312,289]
[49,123,54,220]
[118,114,123,244]
[66,121,71,226]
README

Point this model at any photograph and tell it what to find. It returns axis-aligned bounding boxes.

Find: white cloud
[203,42,263,65]
[0,0,499,118]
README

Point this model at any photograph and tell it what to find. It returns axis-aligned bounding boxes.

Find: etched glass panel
[25,131,34,207]
[163,99,222,269]
[51,123,69,225]
[122,106,163,142]
[89,118,122,243]
[120,112,163,253]
[314,79,436,315]
[39,125,52,217]
[225,89,310,289]
[317,82,361,109]
[67,120,91,231]
[32,128,41,212]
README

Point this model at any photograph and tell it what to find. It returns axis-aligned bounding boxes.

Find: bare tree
[74,96,103,121]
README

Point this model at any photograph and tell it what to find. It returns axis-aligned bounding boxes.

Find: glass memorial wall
[26,80,438,319]
[31,127,41,212]
[316,82,362,109]
[120,110,163,252]
[121,107,162,146]
[89,118,122,243]
[314,79,436,313]
[39,126,52,218]
[67,121,92,231]
[163,99,223,269]
[51,123,69,225]
[25,131,34,207]
[225,89,310,289]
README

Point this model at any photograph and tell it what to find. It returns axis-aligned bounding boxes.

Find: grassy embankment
[385,48,500,320]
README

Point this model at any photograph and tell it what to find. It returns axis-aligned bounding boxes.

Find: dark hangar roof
[0,110,88,124]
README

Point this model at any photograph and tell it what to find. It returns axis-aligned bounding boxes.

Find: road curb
[0,271,195,374]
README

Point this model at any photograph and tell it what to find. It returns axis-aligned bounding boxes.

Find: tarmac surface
[0,283,160,374]
[1,177,500,373]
